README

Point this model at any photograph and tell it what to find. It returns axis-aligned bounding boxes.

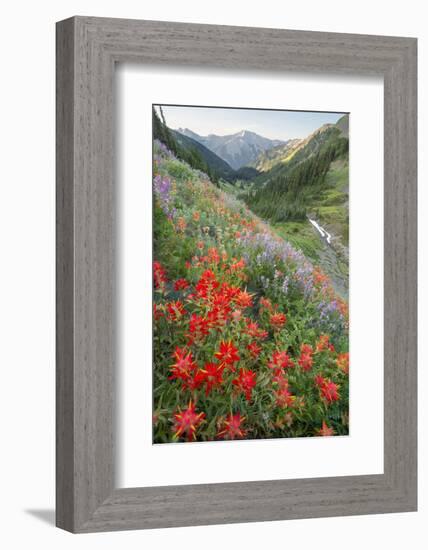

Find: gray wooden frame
[56,16,417,533]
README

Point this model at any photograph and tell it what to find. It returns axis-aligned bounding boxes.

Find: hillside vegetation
[153,108,350,298]
[242,122,349,225]
[152,140,349,443]
[153,107,227,184]
[235,116,350,297]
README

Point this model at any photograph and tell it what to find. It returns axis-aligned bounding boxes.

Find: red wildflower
[313,267,329,286]
[166,300,186,321]
[207,303,230,329]
[274,387,295,408]
[301,343,313,356]
[153,303,164,320]
[172,401,205,441]
[187,313,209,343]
[217,413,246,440]
[315,376,340,403]
[270,312,287,330]
[247,341,262,358]
[314,374,324,387]
[336,352,349,374]
[174,278,190,291]
[195,269,220,299]
[232,368,257,401]
[338,299,349,321]
[317,421,335,437]
[212,289,234,312]
[316,334,335,353]
[169,347,197,381]
[230,258,245,271]
[176,217,187,232]
[215,340,240,367]
[200,362,225,395]
[259,296,273,312]
[153,261,167,289]
[272,369,289,390]
[298,354,313,371]
[245,319,268,339]
[207,247,220,265]
[298,343,314,371]
[268,350,294,370]
[184,368,207,391]
[219,282,240,302]
[234,289,254,309]
[322,381,340,402]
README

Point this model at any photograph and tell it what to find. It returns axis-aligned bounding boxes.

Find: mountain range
[154,108,349,212]
[171,129,237,181]
[153,107,349,297]
[177,128,285,170]
[175,114,350,244]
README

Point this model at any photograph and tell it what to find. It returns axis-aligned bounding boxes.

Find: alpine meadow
[152,105,349,444]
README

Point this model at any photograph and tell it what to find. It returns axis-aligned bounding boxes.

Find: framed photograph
[56,17,417,532]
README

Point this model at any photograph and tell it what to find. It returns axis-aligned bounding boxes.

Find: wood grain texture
[56,18,75,532]
[56,16,417,533]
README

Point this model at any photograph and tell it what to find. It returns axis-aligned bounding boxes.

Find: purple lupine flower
[315,299,346,336]
[153,175,175,219]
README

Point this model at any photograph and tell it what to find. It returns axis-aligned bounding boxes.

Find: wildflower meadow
[152,139,349,443]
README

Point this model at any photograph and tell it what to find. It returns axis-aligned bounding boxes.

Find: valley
[153,107,350,298]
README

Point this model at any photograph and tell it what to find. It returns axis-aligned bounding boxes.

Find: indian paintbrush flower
[269,312,287,330]
[169,347,197,381]
[172,401,205,441]
[214,340,240,367]
[247,341,262,358]
[173,278,190,291]
[268,350,294,370]
[317,420,335,436]
[315,375,340,403]
[232,368,257,401]
[298,343,314,371]
[217,413,246,440]
[336,352,349,374]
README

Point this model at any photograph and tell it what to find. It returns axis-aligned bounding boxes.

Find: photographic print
[152,104,349,444]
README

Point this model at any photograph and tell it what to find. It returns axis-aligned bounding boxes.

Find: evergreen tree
[243,131,348,224]
[152,106,220,183]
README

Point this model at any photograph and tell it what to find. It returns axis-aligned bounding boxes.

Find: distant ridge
[242,114,350,229]
[172,129,236,181]
[251,116,349,179]
[335,114,349,137]
[177,128,285,170]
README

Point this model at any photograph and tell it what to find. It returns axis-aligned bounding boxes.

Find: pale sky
[155,104,346,141]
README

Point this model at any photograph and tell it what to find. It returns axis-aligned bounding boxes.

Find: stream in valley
[308,218,349,300]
